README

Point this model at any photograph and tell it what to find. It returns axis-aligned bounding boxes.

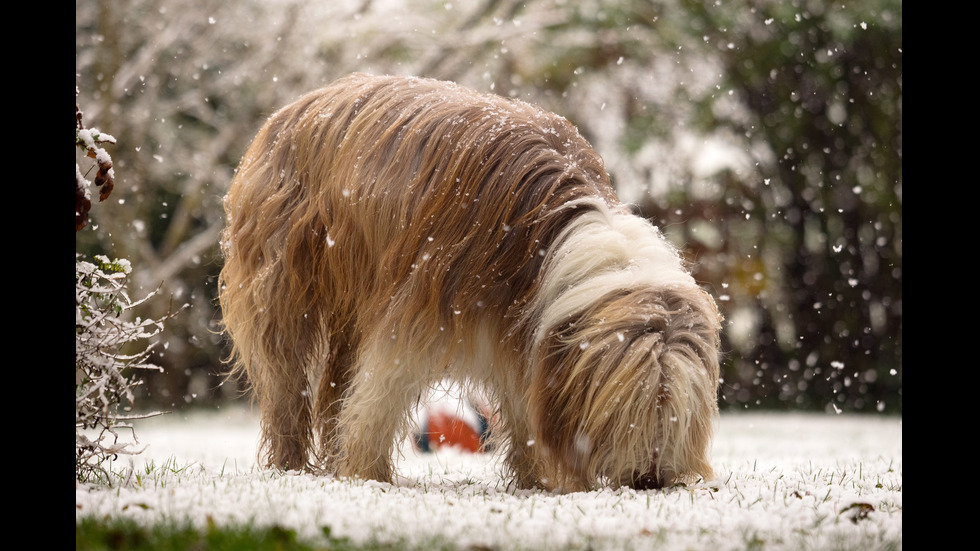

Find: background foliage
[75,0,901,413]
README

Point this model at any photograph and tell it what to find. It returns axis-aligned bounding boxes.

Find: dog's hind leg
[259,375,312,471]
[332,334,433,483]
[311,336,355,472]
[253,331,321,472]
[221,269,319,471]
[249,284,337,471]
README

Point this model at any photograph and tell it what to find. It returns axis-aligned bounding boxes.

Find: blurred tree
[669,0,902,412]
[462,0,902,412]
[75,0,350,406]
[75,0,900,413]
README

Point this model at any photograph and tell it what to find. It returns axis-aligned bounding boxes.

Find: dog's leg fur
[330,327,443,482]
[497,392,545,489]
[222,284,320,471]
[260,361,314,471]
[311,338,353,471]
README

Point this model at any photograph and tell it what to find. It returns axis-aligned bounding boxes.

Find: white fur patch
[534,200,696,345]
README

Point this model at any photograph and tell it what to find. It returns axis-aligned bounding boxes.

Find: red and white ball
[412,383,493,453]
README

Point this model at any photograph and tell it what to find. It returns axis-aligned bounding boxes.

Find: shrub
[75,254,172,483]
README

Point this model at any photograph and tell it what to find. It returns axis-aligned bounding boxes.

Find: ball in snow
[412,383,494,453]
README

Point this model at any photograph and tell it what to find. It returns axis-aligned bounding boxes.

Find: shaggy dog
[219,73,722,491]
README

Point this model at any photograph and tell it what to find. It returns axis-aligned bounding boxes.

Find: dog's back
[222,72,620,376]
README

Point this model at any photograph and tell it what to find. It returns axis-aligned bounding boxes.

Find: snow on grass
[75,407,902,550]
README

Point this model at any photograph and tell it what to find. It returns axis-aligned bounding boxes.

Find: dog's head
[529,283,721,490]
[524,206,722,491]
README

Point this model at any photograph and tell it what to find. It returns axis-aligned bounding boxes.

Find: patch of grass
[77,516,314,550]
[75,517,459,551]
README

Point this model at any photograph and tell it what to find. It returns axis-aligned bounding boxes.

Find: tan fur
[219,73,722,490]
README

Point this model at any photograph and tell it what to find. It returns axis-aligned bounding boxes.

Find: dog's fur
[219,73,722,491]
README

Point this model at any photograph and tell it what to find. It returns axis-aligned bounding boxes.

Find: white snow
[75,407,902,550]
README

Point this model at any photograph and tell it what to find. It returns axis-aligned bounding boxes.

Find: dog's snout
[630,470,664,490]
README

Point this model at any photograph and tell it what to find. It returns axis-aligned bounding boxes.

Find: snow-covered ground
[75,406,902,550]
